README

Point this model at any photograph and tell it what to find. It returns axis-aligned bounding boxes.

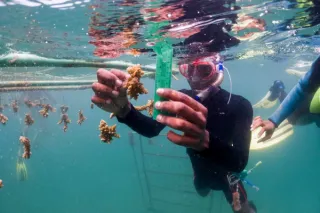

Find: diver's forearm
[117,103,165,138]
[268,62,315,126]
[268,81,306,126]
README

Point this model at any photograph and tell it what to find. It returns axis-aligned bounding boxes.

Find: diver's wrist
[267,118,278,128]
[193,130,210,151]
[117,103,131,118]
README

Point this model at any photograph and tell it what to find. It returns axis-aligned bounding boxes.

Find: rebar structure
[129,132,221,213]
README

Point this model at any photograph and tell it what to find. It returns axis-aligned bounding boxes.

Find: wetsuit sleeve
[197,98,253,173]
[116,104,166,138]
[269,55,320,127]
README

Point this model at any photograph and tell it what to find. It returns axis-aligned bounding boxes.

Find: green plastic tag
[153,42,173,120]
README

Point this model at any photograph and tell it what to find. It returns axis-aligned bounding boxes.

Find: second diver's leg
[188,154,211,197]
[193,174,211,197]
[268,80,287,102]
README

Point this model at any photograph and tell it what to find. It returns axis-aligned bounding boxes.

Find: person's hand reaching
[91,69,131,118]
[250,116,276,142]
[154,88,209,151]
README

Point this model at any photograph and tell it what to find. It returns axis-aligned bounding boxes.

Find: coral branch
[99,120,120,143]
[57,114,71,132]
[77,110,86,125]
[109,99,154,119]
[11,100,19,113]
[125,65,148,100]
[19,136,31,159]
[60,105,69,114]
[0,114,8,124]
[232,192,241,211]
[39,104,56,117]
[134,100,154,116]
[24,114,34,126]
[24,100,36,108]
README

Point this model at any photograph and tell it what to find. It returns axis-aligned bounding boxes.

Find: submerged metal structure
[128,132,228,213]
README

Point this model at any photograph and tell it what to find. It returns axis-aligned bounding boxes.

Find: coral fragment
[11,100,19,113]
[0,114,8,124]
[58,114,71,132]
[77,110,86,125]
[24,114,34,126]
[19,136,31,159]
[135,100,154,116]
[99,120,120,143]
[60,105,69,114]
[125,65,148,100]
[24,100,36,108]
[232,192,241,211]
[39,104,56,117]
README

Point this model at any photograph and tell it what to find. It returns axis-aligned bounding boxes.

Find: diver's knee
[234,201,257,213]
[195,187,210,197]
[272,80,285,90]
[194,179,210,197]
[273,80,284,85]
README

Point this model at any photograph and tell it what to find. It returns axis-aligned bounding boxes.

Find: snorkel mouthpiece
[218,62,224,72]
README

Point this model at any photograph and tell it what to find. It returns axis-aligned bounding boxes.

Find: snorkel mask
[178,55,225,102]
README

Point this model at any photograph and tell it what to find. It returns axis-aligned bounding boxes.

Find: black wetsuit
[117,88,254,208]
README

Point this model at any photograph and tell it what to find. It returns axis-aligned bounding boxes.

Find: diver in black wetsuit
[91,55,257,212]
[90,0,260,211]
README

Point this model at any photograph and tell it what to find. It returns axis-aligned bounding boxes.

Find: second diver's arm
[269,55,320,127]
[116,103,166,138]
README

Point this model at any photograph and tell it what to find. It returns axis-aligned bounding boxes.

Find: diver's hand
[251,116,276,142]
[154,88,209,151]
[91,69,131,118]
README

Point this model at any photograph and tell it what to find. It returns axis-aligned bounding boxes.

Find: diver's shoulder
[232,94,252,107]
[179,89,193,96]
[222,90,253,112]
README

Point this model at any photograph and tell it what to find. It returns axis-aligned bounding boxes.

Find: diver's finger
[253,115,262,121]
[155,101,206,129]
[257,127,266,138]
[92,82,119,98]
[166,130,201,149]
[97,69,123,88]
[109,69,130,82]
[91,95,112,106]
[156,114,204,136]
[156,88,208,117]
[251,119,263,131]
[109,69,130,95]
[257,134,272,143]
[253,116,263,123]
